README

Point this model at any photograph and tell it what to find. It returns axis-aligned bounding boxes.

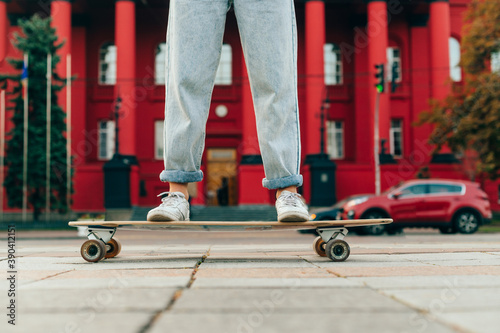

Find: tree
[417,0,500,181]
[0,15,72,220]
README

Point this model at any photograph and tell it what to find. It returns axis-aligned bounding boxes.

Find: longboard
[69,218,393,263]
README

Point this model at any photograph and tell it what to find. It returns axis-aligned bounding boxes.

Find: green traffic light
[376,84,384,93]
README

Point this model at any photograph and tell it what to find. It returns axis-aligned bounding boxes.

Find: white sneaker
[276,191,309,222]
[147,192,190,222]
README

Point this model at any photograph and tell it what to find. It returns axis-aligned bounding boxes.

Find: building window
[155,43,166,85]
[155,120,164,160]
[492,51,500,74]
[324,43,343,85]
[98,120,115,160]
[215,44,232,85]
[99,42,117,85]
[449,37,462,82]
[386,47,402,83]
[327,121,344,159]
[390,119,403,158]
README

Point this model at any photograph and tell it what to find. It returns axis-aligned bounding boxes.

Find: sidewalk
[1,229,499,333]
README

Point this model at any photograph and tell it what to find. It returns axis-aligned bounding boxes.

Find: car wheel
[454,211,480,234]
[386,227,403,235]
[438,226,457,234]
[360,211,388,235]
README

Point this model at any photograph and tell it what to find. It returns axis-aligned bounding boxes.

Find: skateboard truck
[80,227,121,263]
[313,227,350,261]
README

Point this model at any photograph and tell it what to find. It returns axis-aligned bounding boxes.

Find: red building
[0,0,499,214]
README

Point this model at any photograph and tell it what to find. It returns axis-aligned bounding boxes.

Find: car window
[398,184,427,198]
[429,184,463,195]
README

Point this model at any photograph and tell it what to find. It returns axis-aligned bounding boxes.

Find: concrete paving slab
[1,312,152,333]
[17,288,176,312]
[307,254,431,268]
[195,267,332,279]
[348,275,500,289]
[149,312,456,333]
[191,278,364,288]
[47,268,193,279]
[17,256,201,270]
[437,311,500,333]
[325,265,500,277]
[381,288,500,312]
[394,252,500,262]
[201,258,314,269]
[20,276,191,290]
[172,288,410,312]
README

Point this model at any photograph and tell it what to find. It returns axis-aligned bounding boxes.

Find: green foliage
[417,0,500,180]
[0,15,72,220]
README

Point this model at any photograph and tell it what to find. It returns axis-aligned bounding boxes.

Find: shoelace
[279,192,303,207]
[157,192,183,207]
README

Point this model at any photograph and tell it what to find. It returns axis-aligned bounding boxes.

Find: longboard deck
[69,218,392,231]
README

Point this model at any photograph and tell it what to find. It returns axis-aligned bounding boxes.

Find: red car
[340,179,492,235]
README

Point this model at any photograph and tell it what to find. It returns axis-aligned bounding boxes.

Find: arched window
[491,51,500,74]
[324,43,343,85]
[155,43,166,85]
[99,42,117,85]
[386,47,402,83]
[215,44,232,85]
[449,37,462,82]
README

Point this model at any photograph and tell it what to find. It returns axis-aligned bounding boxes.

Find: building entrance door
[206,148,238,206]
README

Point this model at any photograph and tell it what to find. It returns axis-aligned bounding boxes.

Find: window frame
[327,120,344,159]
[97,120,116,160]
[214,44,233,86]
[324,43,343,85]
[155,42,167,85]
[98,42,117,86]
[390,119,403,158]
[449,37,462,82]
[154,120,164,160]
[386,47,402,83]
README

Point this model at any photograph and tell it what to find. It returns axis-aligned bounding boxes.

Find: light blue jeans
[160,0,303,190]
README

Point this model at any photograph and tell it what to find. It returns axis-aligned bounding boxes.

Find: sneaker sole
[147,210,188,222]
[278,211,310,222]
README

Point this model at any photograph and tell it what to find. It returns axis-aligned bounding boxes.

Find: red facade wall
[1,0,499,214]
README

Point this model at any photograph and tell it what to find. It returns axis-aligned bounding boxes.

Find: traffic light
[374,64,385,93]
[391,62,400,93]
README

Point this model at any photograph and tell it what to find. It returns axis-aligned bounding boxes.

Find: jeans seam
[291,0,300,176]
[164,4,172,174]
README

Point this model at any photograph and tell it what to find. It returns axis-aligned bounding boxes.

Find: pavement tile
[437,311,500,333]
[17,256,200,270]
[201,258,314,269]
[191,278,363,288]
[382,288,500,312]
[172,288,409,312]
[20,275,191,290]
[347,275,500,289]
[1,312,152,333]
[17,288,176,312]
[149,312,456,333]
[325,265,500,277]
[195,268,332,279]
[48,268,192,279]
[307,254,430,267]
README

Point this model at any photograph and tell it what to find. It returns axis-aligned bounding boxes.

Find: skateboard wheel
[105,238,122,259]
[80,239,107,263]
[313,236,327,257]
[325,239,350,262]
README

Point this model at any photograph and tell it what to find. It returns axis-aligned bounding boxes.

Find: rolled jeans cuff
[160,170,204,183]
[262,174,303,190]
